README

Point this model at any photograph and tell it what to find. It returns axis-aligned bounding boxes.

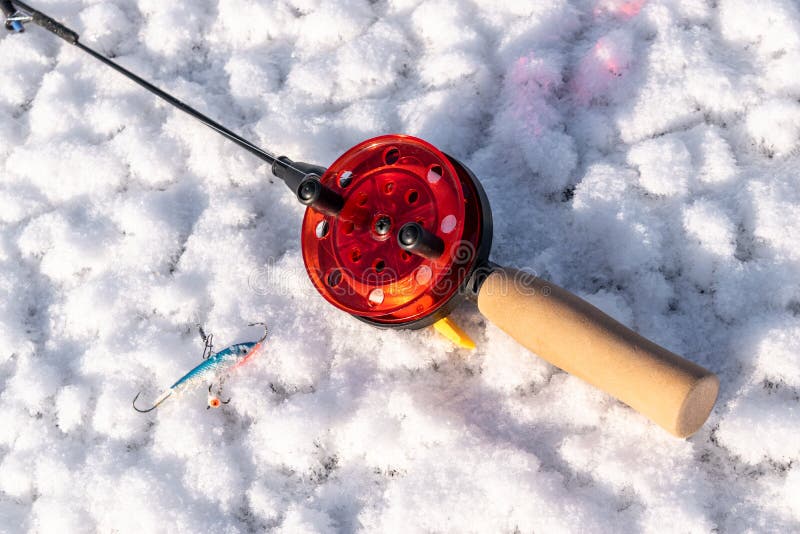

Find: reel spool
[300,135,492,328]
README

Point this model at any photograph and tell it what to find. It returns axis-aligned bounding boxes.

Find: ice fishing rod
[3,1,720,437]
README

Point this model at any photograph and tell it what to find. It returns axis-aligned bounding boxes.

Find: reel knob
[397,222,445,260]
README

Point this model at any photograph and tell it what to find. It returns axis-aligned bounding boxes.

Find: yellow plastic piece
[433,317,476,350]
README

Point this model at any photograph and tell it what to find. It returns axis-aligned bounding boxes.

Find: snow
[1,0,800,532]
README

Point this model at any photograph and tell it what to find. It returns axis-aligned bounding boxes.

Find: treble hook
[207,383,231,409]
[132,389,172,413]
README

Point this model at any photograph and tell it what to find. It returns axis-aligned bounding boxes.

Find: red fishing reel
[299,135,493,328]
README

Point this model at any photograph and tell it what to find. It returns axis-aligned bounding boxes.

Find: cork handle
[476,267,719,437]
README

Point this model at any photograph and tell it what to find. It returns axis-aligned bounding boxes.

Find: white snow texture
[1,0,799,532]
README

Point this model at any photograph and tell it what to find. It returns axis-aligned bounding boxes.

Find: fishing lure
[133,322,268,413]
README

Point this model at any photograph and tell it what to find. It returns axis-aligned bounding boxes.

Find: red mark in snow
[594,0,646,19]
[594,39,621,75]
[618,0,645,17]
[571,34,632,104]
[506,54,559,136]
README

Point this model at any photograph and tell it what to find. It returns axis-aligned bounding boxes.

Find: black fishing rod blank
[1,0,323,196]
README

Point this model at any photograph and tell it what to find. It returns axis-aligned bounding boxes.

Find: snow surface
[1,0,800,532]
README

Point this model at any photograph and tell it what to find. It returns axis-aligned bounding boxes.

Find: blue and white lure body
[133,323,267,413]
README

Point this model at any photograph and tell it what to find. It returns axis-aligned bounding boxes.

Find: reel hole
[368,288,385,306]
[339,171,353,188]
[383,182,395,195]
[415,265,432,285]
[400,250,411,262]
[327,269,342,287]
[373,259,385,273]
[405,189,419,205]
[384,147,400,165]
[350,248,362,263]
[427,165,443,183]
[357,193,368,206]
[440,214,457,234]
[342,220,355,235]
[315,220,329,238]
